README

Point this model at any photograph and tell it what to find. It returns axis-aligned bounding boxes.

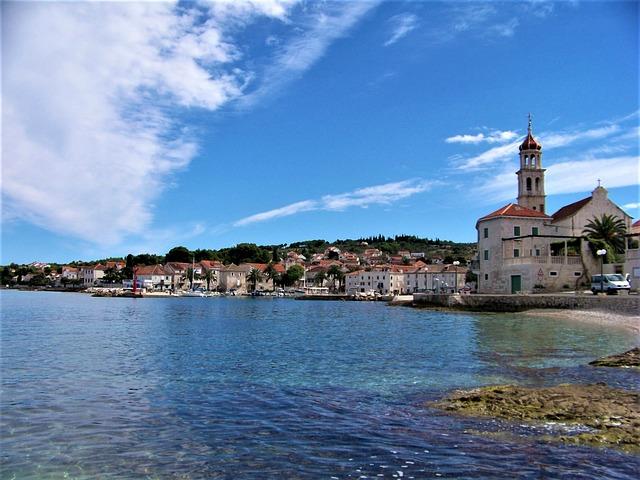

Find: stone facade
[475,119,634,294]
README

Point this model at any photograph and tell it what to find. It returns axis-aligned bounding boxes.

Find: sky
[1,0,638,264]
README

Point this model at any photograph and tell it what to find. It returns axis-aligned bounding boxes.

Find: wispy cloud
[384,13,419,46]
[234,179,436,226]
[240,2,378,107]
[234,200,318,227]
[446,130,518,145]
[473,156,640,204]
[454,123,632,171]
[488,17,519,37]
[622,202,640,211]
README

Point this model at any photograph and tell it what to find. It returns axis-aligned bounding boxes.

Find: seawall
[410,293,639,316]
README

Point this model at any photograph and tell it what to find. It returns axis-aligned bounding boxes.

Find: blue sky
[2,0,638,264]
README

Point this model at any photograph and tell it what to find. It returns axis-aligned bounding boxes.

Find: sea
[1,290,638,479]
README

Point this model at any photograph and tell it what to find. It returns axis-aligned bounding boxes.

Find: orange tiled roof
[479,203,551,222]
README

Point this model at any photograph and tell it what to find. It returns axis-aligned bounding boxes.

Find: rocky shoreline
[428,383,639,452]
[427,348,640,452]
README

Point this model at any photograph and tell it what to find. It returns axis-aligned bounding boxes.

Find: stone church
[474,117,636,294]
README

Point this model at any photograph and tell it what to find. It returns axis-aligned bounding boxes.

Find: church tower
[516,114,546,213]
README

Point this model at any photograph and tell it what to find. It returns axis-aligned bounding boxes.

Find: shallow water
[1,290,638,479]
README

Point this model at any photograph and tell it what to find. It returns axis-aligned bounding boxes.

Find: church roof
[551,196,591,222]
[519,131,542,151]
[478,203,551,222]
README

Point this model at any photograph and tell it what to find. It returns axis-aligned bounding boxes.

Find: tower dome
[519,114,542,151]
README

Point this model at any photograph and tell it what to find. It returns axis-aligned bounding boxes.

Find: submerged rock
[428,384,640,452]
[589,347,640,368]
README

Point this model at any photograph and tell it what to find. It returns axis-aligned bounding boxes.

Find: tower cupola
[516,114,546,213]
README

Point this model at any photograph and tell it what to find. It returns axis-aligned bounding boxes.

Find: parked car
[590,274,631,294]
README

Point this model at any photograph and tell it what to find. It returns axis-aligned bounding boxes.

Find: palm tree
[326,265,342,293]
[264,263,278,291]
[582,214,627,263]
[202,269,216,291]
[186,267,201,289]
[314,271,327,287]
[247,268,263,292]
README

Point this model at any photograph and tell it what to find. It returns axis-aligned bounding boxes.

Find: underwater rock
[589,347,640,368]
[428,383,640,452]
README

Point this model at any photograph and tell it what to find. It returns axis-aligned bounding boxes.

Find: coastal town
[4,122,639,299]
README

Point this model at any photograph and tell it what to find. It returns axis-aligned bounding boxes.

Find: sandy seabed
[524,309,640,336]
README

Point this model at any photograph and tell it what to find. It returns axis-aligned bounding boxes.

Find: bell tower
[516,114,546,213]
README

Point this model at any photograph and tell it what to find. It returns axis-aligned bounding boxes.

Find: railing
[503,255,582,266]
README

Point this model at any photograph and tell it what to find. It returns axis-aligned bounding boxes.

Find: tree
[102,267,121,284]
[286,264,305,285]
[166,246,192,263]
[202,269,216,291]
[314,271,327,287]
[186,267,201,289]
[264,263,279,291]
[326,265,343,292]
[247,268,263,292]
[582,214,627,263]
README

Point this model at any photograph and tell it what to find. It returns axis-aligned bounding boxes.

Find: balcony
[503,255,582,266]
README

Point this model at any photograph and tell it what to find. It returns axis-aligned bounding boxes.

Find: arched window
[535,178,540,191]
[531,155,537,167]
[524,155,528,167]
[526,177,532,191]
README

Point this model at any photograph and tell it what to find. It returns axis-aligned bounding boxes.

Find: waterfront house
[79,264,106,286]
[218,264,248,293]
[135,264,172,291]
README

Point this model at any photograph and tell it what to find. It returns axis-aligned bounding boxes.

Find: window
[532,227,539,236]
[535,249,541,256]
[549,271,558,277]
[526,178,532,191]
[574,271,582,277]
[535,177,540,191]
[483,227,488,239]
[513,249,520,258]
[484,273,489,281]
[514,226,521,236]
[484,250,489,261]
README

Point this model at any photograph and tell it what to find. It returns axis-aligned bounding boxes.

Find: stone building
[475,117,635,294]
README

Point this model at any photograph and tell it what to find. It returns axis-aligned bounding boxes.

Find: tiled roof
[550,196,591,222]
[478,203,551,221]
[135,264,167,275]
[519,132,542,151]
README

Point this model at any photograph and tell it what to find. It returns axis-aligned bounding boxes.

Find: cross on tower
[597,178,601,187]
[528,113,532,134]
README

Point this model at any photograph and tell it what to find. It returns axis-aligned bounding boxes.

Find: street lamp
[596,249,607,294]
[452,261,460,294]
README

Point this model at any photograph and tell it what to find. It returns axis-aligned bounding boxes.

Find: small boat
[182,290,205,297]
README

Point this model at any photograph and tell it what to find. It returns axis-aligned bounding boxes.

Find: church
[474,117,637,294]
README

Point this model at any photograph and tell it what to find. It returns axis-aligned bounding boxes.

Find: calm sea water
[1,290,638,479]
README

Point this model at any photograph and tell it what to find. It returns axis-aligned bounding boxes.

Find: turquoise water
[1,290,638,479]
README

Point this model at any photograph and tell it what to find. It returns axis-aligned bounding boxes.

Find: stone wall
[412,293,639,315]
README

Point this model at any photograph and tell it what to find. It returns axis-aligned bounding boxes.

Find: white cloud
[543,125,620,149]
[488,18,519,37]
[446,130,518,144]
[234,179,435,226]
[384,13,419,46]
[4,0,375,247]
[240,2,378,107]
[456,140,522,170]
[234,200,318,226]
[622,202,640,210]
[455,124,626,170]
[473,156,640,204]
